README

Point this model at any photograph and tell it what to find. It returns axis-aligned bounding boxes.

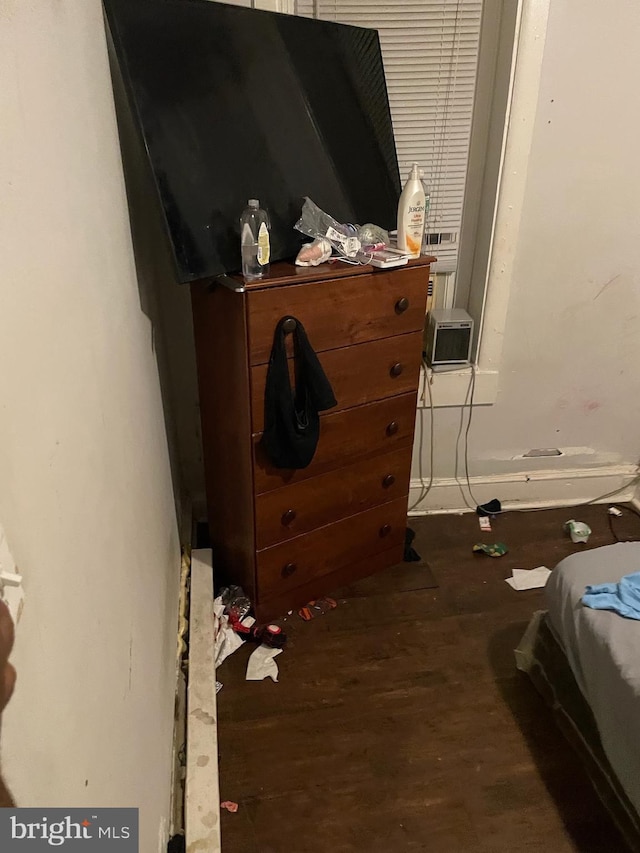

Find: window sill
[417,365,499,408]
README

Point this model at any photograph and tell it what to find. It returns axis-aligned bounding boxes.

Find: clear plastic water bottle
[240,199,271,281]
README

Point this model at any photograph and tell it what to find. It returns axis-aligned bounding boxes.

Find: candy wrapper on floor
[473,542,509,558]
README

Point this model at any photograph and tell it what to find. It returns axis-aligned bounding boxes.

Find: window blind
[294,0,482,270]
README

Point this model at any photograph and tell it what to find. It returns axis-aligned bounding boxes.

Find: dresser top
[212,256,437,292]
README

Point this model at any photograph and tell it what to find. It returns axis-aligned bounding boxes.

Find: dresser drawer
[253,392,417,494]
[255,446,413,549]
[250,331,423,433]
[246,266,429,365]
[257,497,408,600]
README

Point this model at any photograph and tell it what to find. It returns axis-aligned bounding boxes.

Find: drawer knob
[380,524,392,537]
[382,474,396,488]
[282,317,297,333]
[282,562,298,578]
[390,362,403,378]
[281,509,297,526]
[395,297,409,314]
[386,421,399,436]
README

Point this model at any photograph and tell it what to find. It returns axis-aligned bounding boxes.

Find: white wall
[412,0,640,510]
[0,3,181,851]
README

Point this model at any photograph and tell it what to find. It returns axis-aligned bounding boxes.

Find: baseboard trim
[185,549,221,853]
[408,464,640,515]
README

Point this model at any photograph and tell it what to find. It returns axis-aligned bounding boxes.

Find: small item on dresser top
[295,237,333,266]
[295,197,360,257]
[358,222,390,248]
[363,248,410,269]
[473,542,508,558]
[397,163,427,258]
[295,197,400,266]
[294,198,360,258]
[220,802,239,813]
[240,198,271,282]
[564,519,592,544]
[262,316,337,469]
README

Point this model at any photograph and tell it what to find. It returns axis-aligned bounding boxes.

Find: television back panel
[103,0,401,282]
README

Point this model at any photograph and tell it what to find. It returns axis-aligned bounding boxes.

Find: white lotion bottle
[396,163,426,258]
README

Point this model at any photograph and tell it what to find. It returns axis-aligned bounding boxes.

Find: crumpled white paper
[246,645,283,682]
[505,566,551,591]
[213,596,243,668]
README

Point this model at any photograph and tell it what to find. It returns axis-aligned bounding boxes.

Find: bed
[517,542,640,851]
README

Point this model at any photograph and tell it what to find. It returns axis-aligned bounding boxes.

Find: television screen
[103,0,400,283]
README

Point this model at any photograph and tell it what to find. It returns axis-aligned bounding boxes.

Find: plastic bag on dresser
[294,197,361,258]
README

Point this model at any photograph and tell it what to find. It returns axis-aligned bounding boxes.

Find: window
[294,0,482,277]
[286,0,533,408]
[209,1,543,406]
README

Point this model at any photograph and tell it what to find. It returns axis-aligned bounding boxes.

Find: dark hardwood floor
[216,503,640,852]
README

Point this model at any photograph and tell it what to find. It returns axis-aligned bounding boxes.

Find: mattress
[546,542,640,817]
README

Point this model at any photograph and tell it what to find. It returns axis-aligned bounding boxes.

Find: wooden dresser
[191,257,433,619]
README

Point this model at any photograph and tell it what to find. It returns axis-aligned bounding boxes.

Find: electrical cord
[416,361,640,518]
[453,365,477,511]
[608,503,640,543]
[423,359,436,499]
[459,366,640,516]
[578,477,640,507]
[410,360,482,512]
[483,475,640,516]
[463,363,479,506]
[408,358,435,511]
[611,502,640,520]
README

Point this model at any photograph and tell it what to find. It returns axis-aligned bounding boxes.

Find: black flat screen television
[103,0,400,283]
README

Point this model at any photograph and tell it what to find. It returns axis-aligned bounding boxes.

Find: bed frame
[517,611,640,852]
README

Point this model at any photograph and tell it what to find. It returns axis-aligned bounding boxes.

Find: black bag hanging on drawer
[262,316,337,469]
